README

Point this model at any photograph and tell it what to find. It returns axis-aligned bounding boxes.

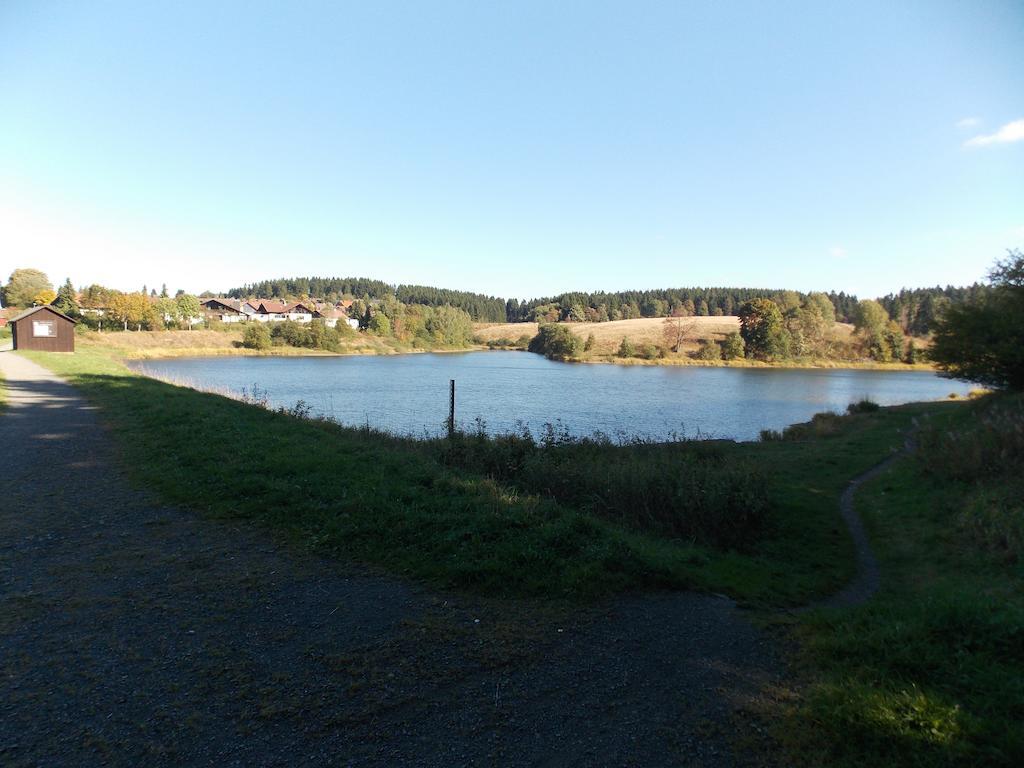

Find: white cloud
[965,118,1024,147]
[956,117,981,129]
[830,246,847,259]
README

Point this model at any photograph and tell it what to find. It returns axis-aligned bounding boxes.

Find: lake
[129,351,975,442]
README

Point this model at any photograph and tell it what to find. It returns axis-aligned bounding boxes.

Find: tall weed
[437,425,768,550]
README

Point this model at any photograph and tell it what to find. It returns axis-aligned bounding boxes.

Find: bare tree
[662,316,697,353]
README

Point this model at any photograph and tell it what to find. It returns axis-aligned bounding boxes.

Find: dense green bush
[242,323,272,350]
[528,323,583,360]
[721,331,744,360]
[268,319,348,351]
[617,337,636,358]
[846,398,880,414]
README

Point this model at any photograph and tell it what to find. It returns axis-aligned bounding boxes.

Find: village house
[200,298,258,323]
[194,297,359,328]
[320,308,360,330]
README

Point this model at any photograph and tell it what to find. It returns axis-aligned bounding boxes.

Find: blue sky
[1,0,1021,300]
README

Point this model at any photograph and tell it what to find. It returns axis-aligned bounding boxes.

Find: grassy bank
[21,346,919,604]
[74,328,478,360]
[17,346,1018,762]
[781,392,1024,766]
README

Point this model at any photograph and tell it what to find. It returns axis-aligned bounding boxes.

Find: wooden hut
[10,305,78,352]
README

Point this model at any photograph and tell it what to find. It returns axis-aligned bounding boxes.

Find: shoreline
[75,330,938,372]
[109,343,938,372]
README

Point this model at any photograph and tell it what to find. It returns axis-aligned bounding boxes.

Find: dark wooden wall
[12,310,75,352]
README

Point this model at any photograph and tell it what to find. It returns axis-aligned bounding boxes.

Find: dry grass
[476,317,739,355]
[476,317,858,356]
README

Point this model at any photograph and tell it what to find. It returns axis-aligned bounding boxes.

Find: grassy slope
[475,318,933,370]
[21,347,918,605]
[782,396,1023,767]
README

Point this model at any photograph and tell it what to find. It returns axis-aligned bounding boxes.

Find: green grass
[18,347,921,604]
[20,346,1020,763]
[783,393,1024,766]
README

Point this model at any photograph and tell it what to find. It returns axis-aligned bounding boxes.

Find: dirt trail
[0,350,781,767]
[800,434,914,613]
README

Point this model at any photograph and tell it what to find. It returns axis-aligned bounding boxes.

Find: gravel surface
[0,350,782,767]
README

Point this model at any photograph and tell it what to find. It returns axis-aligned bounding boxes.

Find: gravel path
[0,350,781,767]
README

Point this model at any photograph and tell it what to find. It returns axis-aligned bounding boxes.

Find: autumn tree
[3,268,53,307]
[33,289,58,306]
[738,298,789,360]
[854,299,903,362]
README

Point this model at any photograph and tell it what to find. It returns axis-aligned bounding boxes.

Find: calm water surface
[130,352,974,442]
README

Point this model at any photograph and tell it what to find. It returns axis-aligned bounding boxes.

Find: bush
[776,411,847,440]
[846,398,880,414]
[637,343,662,360]
[584,332,596,352]
[528,323,582,360]
[695,339,721,361]
[242,324,272,350]
[617,337,636,358]
[368,313,391,336]
[721,331,744,360]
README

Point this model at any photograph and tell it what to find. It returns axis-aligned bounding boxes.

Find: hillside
[475,317,857,358]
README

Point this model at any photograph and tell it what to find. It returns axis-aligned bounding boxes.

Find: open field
[473,317,925,369]
[475,316,741,353]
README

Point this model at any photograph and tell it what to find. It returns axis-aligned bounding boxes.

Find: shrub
[777,411,846,440]
[528,323,582,360]
[242,323,272,350]
[721,331,745,360]
[846,398,880,414]
[637,343,661,360]
[583,332,596,352]
[695,339,722,361]
[368,313,391,336]
[617,337,636,358]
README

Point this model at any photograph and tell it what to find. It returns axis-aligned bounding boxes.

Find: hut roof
[9,305,79,324]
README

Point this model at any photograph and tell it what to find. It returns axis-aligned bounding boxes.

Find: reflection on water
[130,351,975,442]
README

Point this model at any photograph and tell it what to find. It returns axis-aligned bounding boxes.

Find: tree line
[1,269,202,331]
[227,276,507,322]
[215,274,991,334]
